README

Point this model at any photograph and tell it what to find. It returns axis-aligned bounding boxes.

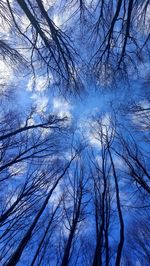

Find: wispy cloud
[53,97,73,120]
[31,93,49,113]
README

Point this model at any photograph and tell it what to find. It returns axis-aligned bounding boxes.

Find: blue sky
[0,1,150,265]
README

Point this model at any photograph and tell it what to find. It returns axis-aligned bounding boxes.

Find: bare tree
[89,116,125,266]
[115,133,150,194]
[124,211,150,265]
[0,108,67,181]
[4,0,81,91]
[90,147,111,266]
[90,0,150,85]
[4,149,79,266]
[1,0,149,90]
[61,159,88,266]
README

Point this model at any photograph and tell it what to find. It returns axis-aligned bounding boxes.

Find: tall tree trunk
[108,148,124,266]
[61,187,82,266]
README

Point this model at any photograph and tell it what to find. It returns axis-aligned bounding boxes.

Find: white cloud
[27,75,52,92]
[49,183,62,207]
[43,0,56,11]
[135,3,150,35]
[82,113,112,148]
[31,93,49,113]
[9,162,27,177]
[53,14,63,28]
[20,15,30,32]
[0,8,11,36]
[0,60,13,84]
[35,76,47,92]
[88,133,101,147]
[53,97,72,120]
[52,3,76,28]
[27,77,34,92]
[139,100,150,110]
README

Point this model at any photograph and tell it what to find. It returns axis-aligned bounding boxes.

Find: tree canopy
[0,1,150,265]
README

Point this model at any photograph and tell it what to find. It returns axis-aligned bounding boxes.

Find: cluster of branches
[0,0,149,265]
[0,100,149,265]
[89,0,150,83]
[0,0,81,92]
[0,0,149,90]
